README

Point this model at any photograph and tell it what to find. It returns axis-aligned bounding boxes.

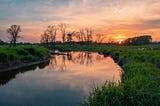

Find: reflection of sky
[0,0,160,42]
[0,52,122,106]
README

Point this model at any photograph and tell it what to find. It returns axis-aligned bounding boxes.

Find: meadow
[56,45,160,106]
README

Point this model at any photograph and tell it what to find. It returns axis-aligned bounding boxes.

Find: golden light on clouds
[0,0,160,42]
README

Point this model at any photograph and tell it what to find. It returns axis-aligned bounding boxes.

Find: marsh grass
[0,46,49,64]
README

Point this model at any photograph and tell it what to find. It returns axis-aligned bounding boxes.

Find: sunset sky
[0,0,160,43]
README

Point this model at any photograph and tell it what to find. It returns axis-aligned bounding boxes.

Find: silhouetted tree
[79,29,85,42]
[123,35,152,45]
[58,23,67,43]
[48,25,58,44]
[41,25,58,48]
[41,31,50,46]
[85,28,93,44]
[7,25,21,46]
[66,31,75,44]
[95,33,105,45]
[74,32,81,42]
[74,29,86,44]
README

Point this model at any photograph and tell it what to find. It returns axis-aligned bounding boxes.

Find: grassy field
[0,46,49,66]
[56,45,160,106]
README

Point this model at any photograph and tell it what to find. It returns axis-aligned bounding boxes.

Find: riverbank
[56,45,160,106]
[0,46,50,72]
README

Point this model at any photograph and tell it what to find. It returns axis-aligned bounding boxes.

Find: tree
[66,31,75,44]
[58,23,67,43]
[41,32,50,46]
[7,25,21,46]
[79,29,85,42]
[95,33,105,45]
[84,28,93,44]
[41,25,58,48]
[48,25,58,46]
[123,35,152,45]
[74,32,81,42]
[74,29,85,43]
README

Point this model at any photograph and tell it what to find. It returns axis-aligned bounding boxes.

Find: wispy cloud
[0,0,160,42]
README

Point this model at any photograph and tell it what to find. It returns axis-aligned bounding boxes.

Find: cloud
[0,0,160,42]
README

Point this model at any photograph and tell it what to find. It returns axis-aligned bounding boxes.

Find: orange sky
[0,0,160,43]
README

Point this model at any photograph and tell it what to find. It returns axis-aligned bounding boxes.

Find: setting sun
[117,39,123,44]
[115,34,125,44]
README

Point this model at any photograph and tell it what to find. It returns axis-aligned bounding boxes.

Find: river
[0,52,122,106]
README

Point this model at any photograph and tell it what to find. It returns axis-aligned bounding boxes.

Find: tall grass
[0,46,49,64]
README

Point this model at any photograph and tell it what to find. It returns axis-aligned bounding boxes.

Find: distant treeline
[1,37,160,46]
[122,35,152,45]
[0,24,158,46]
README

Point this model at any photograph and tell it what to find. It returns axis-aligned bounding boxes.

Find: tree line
[40,23,106,47]
[2,24,105,46]
[122,35,152,45]
[0,24,154,46]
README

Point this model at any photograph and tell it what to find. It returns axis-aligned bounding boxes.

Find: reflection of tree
[60,55,67,72]
[67,52,72,61]
[71,52,94,66]
[50,56,57,70]
[0,61,50,86]
[49,52,105,71]
[50,55,67,72]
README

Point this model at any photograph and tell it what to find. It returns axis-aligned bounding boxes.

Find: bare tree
[58,23,67,43]
[7,25,21,46]
[48,25,58,45]
[41,32,50,46]
[95,33,105,45]
[74,29,85,43]
[85,28,93,44]
[41,25,58,47]
[79,29,85,42]
[74,32,81,42]
[66,31,75,44]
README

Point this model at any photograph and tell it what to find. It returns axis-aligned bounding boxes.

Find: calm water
[0,52,122,106]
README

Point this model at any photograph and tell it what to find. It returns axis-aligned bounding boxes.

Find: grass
[56,45,160,106]
[0,46,50,65]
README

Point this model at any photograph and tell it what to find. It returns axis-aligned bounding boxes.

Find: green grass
[0,46,50,64]
[56,45,160,106]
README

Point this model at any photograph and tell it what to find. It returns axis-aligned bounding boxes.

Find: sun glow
[116,39,123,44]
[115,34,125,44]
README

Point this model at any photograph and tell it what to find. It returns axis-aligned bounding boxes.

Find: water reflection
[49,52,106,72]
[0,52,122,106]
